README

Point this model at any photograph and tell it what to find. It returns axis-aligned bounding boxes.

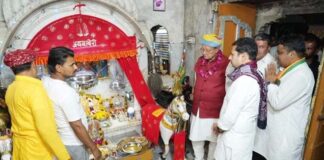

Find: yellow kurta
[5,75,70,160]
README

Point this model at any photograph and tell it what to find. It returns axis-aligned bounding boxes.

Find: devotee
[253,33,277,160]
[225,33,276,90]
[189,34,228,160]
[4,49,71,159]
[254,33,277,76]
[264,34,314,160]
[304,33,320,87]
[214,37,266,160]
[42,47,102,160]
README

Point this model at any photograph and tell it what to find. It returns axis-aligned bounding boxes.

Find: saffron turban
[4,49,36,67]
[201,34,223,48]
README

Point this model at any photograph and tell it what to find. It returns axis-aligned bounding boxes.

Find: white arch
[0,0,151,77]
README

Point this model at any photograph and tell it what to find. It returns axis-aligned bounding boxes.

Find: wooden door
[304,59,324,160]
[215,3,256,57]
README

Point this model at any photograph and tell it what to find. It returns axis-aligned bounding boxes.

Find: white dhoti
[189,110,218,160]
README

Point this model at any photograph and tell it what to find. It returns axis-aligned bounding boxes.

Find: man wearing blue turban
[189,34,229,160]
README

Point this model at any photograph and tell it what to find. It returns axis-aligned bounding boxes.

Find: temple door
[304,61,324,160]
[215,3,256,57]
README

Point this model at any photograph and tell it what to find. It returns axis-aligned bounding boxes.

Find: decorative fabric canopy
[27,13,158,145]
[27,14,136,64]
[26,13,155,107]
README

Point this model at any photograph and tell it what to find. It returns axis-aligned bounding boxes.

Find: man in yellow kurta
[4,49,71,160]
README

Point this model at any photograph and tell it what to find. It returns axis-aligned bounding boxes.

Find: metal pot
[67,70,98,90]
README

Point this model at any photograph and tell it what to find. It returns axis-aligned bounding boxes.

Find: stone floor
[152,138,195,160]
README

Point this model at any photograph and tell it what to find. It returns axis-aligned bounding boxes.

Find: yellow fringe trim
[34,50,137,65]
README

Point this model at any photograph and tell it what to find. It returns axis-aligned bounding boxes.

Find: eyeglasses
[200,47,215,53]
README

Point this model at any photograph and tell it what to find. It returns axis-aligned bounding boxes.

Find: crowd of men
[189,33,320,160]
[1,31,322,160]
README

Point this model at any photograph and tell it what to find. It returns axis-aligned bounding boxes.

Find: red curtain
[141,104,163,145]
[117,56,155,107]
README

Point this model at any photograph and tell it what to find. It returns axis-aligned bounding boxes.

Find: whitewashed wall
[184,0,218,85]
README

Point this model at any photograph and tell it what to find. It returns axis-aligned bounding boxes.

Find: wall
[255,0,324,33]
[0,0,6,49]
[135,0,185,74]
[183,0,216,84]
[255,2,283,33]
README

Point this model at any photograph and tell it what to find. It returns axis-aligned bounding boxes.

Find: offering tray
[117,136,149,156]
[122,142,142,154]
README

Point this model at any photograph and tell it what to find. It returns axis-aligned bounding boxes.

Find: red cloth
[192,55,229,118]
[141,104,164,145]
[117,57,155,107]
[141,104,186,159]
[4,49,36,67]
[27,14,136,64]
[173,131,186,160]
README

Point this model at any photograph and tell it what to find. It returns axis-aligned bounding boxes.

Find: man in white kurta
[255,33,277,77]
[225,33,276,91]
[225,50,276,90]
[264,35,315,160]
[215,76,260,160]
[253,33,277,159]
[214,37,263,160]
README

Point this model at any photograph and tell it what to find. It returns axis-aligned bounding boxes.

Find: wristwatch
[217,127,224,133]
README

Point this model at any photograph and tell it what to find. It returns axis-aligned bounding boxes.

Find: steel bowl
[67,70,98,89]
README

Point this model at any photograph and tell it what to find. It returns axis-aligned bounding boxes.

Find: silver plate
[122,142,142,154]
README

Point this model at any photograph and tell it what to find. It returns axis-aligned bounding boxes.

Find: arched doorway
[151,25,170,74]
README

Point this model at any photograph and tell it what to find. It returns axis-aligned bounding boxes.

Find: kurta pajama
[259,61,314,160]
[215,76,260,160]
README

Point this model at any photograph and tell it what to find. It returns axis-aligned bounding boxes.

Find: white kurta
[215,76,260,160]
[253,53,276,156]
[256,53,276,77]
[189,110,218,142]
[261,63,314,160]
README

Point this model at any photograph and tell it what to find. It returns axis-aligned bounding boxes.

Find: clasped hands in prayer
[265,63,278,83]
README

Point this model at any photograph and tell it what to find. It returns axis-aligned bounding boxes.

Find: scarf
[228,61,268,129]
